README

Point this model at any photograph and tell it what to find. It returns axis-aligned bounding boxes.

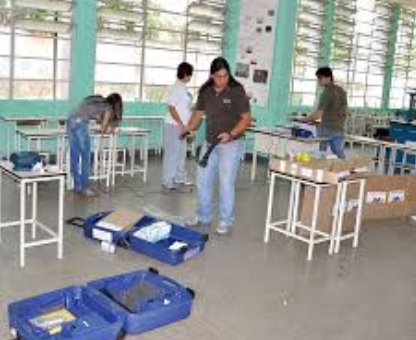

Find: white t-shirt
[165,80,193,126]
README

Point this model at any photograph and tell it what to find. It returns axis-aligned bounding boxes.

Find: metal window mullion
[139,0,148,100]
[9,0,16,99]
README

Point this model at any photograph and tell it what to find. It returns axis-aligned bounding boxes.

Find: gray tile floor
[0,159,416,340]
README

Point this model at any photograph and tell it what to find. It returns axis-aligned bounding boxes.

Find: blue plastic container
[128,216,208,266]
[84,211,129,247]
[88,270,194,335]
[8,286,126,340]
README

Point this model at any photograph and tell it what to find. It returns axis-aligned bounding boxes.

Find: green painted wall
[0,0,408,149]
[382,3,401,111]
[68,0,98,107]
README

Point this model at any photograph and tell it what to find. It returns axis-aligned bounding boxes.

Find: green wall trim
[382,3,401,110]
[319,0,335,66]
[265,0,298,127]
[68,0,98,107]
[223,0,242,71]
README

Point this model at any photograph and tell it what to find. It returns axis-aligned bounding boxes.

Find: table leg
[329,182,343,255]
[143,134,148,183]
[291,181,301,235]
[0,169,2,243]
[264,173,276,243]
[250,149,258,182]
[307,185,321,261]
[58,177,64,259]
[353,179,366,248]
[20,181,26,268]
[131,134,136,178]
[335,182,348,254]
[286,180,296,235]
[31,182,37,239]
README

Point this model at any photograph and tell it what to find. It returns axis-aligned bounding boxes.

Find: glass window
[0,0,72,99]
[95,0,225,101]
[389,7,416,109]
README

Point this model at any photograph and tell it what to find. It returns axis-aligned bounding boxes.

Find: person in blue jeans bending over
[306,67,348,158]
[185,57,252,235]
[67,93,123,197]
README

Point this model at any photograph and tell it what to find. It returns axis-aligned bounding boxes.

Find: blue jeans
[162,123,187,187]
[67,118,91,191]
[196,140,244,228]
[318,127,345,159]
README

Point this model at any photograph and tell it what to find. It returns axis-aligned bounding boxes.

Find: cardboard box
[269,157,371,185]
[96,208,144,232]
[299,174,416,234]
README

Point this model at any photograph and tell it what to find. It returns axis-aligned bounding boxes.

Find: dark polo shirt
[195,84,251,143]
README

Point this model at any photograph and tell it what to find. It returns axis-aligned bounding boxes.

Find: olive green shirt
[318,83,348,132]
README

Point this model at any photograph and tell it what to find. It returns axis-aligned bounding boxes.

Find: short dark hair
[177,62,194,80]
[106,92,123,122]
[316,67,334,82]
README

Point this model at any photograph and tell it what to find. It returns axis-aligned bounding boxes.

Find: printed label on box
[300,168,313,178]
[92,228,113,243]
[388,190,405,203]
[366,192,387,204]
[347,199,360,212]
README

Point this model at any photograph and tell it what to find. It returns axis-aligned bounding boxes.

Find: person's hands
[218,132,233,143]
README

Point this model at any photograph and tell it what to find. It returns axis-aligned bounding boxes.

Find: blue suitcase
[8,286,126,340]
[88,269,195,335]
[128,215,208,266]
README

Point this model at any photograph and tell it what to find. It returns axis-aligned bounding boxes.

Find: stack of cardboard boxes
[270,157,416,233]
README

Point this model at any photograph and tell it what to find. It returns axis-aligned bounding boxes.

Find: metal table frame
[264,170,366,261]
[0,163,65,267]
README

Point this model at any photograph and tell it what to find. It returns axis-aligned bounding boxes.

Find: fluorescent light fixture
[98,8,143,23]
[15,18,71,34]
[14,0,72,12]
[188,3,223,18]
[188,20,223,36]
[98,27,141,41]
[187,39,221,51]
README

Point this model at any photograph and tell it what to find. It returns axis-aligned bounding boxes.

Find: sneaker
[216,224,232,235]
[81,189,96,197]
[189,221,211,230]
[175,180,194,187]
[162,184,176,191]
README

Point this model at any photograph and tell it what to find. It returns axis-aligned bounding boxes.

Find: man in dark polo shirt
[307,67,348,158]
[186,57,252,235]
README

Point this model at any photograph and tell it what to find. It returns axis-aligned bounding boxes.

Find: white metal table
[0,162,65,267]
[264,170,366,261]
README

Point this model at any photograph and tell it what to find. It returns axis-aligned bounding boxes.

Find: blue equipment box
[8,286,126,340]
[127,215,208,266]
[88,269,195,335]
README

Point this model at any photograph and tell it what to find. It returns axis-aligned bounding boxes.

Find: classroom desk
[15,126,149,187]
[0,162,65,267]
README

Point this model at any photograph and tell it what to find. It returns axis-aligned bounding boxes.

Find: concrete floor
[1,159,416,340]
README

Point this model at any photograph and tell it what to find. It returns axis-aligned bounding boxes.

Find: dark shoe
[189,221,211,231]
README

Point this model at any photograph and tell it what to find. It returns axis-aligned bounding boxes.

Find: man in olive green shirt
[307,67,348,158]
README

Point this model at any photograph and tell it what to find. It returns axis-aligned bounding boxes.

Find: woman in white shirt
[162,62,194,190]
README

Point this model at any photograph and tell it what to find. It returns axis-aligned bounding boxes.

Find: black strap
[198,141,220,168]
